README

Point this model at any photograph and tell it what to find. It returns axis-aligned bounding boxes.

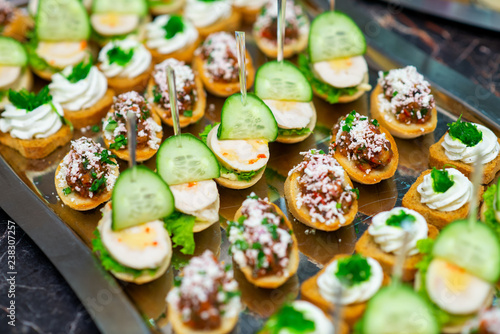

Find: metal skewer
[468,156,484,227]
[277,0,286,63]
[235,31,247,105]
[166,65,182,147]
[126,110,137,180]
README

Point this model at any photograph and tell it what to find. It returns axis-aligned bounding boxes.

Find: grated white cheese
[197,32,240,82]
[152,58,196,110]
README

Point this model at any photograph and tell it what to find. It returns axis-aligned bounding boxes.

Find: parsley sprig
[163,15,184,39]
[262,303,316,334]
[65,60,92,83]
[8,86,52,112]
[90,172,106,193]
[95,150,117,165]
[447,115,482,147]
[342,111,357,132]
[430,167,454,193]
[335,254,372,287]
[386,210,416,228]
[107,46,134,66]
[110,134,128,150]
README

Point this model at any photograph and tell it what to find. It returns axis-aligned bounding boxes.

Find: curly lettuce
[483,184,500,237]
[278,127,311,137]
[164,211,196,255]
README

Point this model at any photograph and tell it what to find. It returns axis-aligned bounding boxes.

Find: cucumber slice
[36,0,90,41]
[93,0,148,16]
[432,220,500,283]
[157,133,220,185]
[255,60,313,102]
[308,11,366,63]
[218,93,278,141]
[111,166,174,231]
[0,37,27,66]
[361,285,439,334]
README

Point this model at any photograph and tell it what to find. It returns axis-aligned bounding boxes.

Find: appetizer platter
[1,0,500,333]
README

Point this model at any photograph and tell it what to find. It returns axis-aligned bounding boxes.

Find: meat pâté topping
[103,91,162,151]
[167,250,240,331]
[290,150,357,225]
[152,58,197,117]
[56,137,118,199]
[377,66,435,124]
[228,194,293,278]
[197,32,243,83]
[331,111,393,174]
[0,0,13,26]
[254,0,307,45]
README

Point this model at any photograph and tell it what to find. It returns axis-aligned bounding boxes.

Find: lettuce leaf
[199,123,219,144]
[92,230,158,278]
[278,127,311,137]
[483,184,500,237]
[297,54,358,104]
[164,211,196,255]
[221,164,264,182]
[25,32,60,73]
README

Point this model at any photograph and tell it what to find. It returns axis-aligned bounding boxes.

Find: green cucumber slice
[93,0,148,16]
[218,93,278,142]
[361,285,439,334]
[111,166,174,231]
[255,60,312,102]
[157,133,220,185]
[432,220,500,283]
[0,37,27,66]
[308,11,366,63]
[36,0,90,41]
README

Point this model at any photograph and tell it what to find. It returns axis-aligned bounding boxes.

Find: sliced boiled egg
[170,180,220,223]
[263,100,313,130]
[91,13,139,36]
[99,206,170,270]
[426,258,492,315]
[312,55,367,88]
[36,41,87,69]
[207,124,269,172]
[0,66,21,89]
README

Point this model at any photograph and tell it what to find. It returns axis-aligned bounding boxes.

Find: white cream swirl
[184,0,232,28]
[233,0,267,9]
[317,257,383,305]
[98,39,152,79]
[442,123,500,164]
[145,15,199,55]
[49,66,108,111]
[0,102,64,139]
[417,168,472,212]
[368,207,428,256]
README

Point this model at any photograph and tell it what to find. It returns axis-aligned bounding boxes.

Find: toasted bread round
[312,73,369,104]
[63,89,115,129]
[233,203,299,289]
[149,0,185,15]
[233,5,261,24]
[147,36,201,64]
[300,254,391,328]
[331,124,399,184]
[253,26,308,59]
[55,157,119,211]
[370,84,438,139]
[355,224,439,281]
[102,63,153,95]
[402,169,484,229]
[103,111,163,162]
[284,171,358,231]
[429,134,500,185]
[195,10,241,38]
[0,68,33,109]
[147,72,206,128]
[0,124,72,159]
[2,9,33,42]
[215,167,265,190]
[275,102,317,144]
[192,50,255,97]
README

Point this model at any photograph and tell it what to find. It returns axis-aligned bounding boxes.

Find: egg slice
[426,258,492,315]
[99,206,170,270]
[0,66,21,89]
[207,124,269,172]
[170,180,220,223]
[312,56,368,88]
[36,41,87,69]
[91,13,139,36]
[263,100,313,130]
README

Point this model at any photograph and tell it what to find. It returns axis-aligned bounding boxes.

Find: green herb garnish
[90,175,106,193]
[447,115,482,147]
[153,85,162,103]
[234,239,249,251]
[335,254,371,287]
[386,210,416,228]
[164,211,195,255]
[342,111,357,132]
[262,303,316,334]
[163,15,184,39]
[95,149,117,165]
[183,110,193,117]
[63,187,72,195]
[107,46,134,66]
[371,119,379,127]
[110,134,127,150]
[8,86,52,112]
[65,60,92,83]
[431,167,454,193]
[105,119,118,132]
[91,125,100,133]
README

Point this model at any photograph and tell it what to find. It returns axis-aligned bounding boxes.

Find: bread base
[275,102,317,144]
[370,84,438,139]
[429,134,500,184]
[253,25,308,59]
[215,167,265,190]
[0,68,33,109]
[103,111,163,162]
[233,203,299,289]
[194,10,241,38]
[312,72,369,104]
[331,125,399,184]
[147,35,201,64]
[149,0,185,15]
[300,254,391,328]
[192,50,255,97]
[355,224,439,281]
[104,63,153,95]
[284,170,358,231]
[0,125,72,159]
[233,5,261,24]
[63,89,115,129]
[402,169,484,229]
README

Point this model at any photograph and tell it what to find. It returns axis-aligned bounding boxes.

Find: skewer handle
[235,31,247,105]
[166,65,182,146]
[277,0,286,62]
[126,110,137,179]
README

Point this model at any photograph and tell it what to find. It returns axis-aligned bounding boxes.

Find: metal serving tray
[1,0,500,333]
